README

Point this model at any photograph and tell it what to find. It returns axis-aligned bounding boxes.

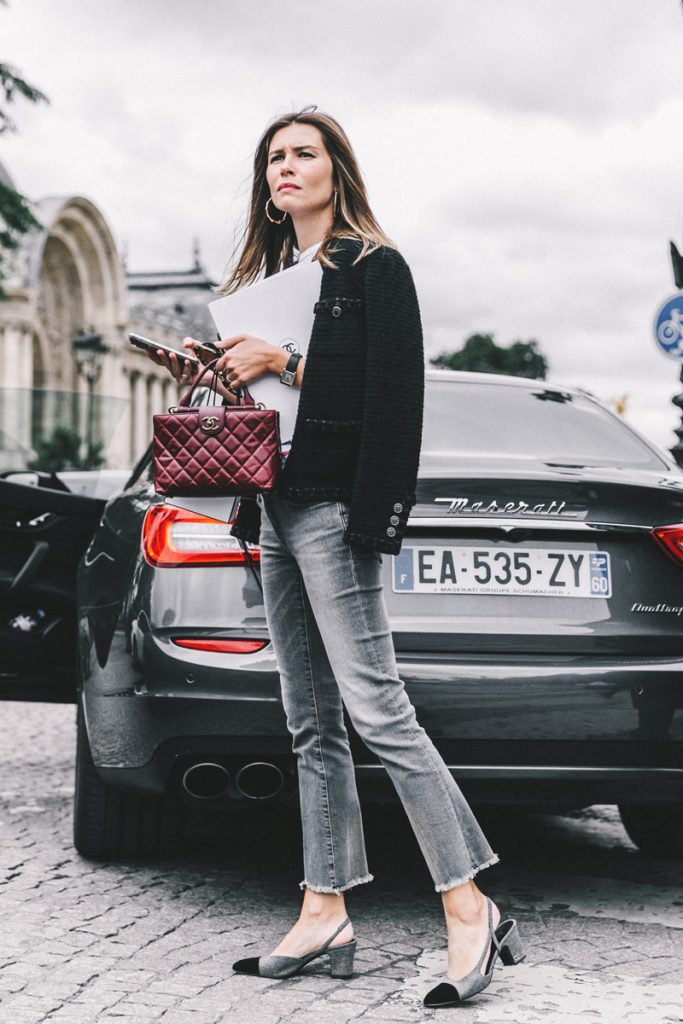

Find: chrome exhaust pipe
[182,762,230,799]
[235,761,285,800]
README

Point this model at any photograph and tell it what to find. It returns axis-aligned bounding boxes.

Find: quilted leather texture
[152,404,281,496]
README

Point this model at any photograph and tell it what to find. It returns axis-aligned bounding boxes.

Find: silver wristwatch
[280,351,303,386]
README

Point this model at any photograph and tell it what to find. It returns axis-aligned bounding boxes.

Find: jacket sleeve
[229,495,261,545]
[343,247,425,555]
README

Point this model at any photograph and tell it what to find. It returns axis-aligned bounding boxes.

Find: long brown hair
[216,106,395,295]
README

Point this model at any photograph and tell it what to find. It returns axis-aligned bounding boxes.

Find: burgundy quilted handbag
[152,358,281,497]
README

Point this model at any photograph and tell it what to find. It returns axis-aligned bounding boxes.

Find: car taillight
[142,505,260,567]
[172,638,268,654]
[652,524,683,566]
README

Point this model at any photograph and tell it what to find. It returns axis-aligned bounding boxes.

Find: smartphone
[128,332,200,369]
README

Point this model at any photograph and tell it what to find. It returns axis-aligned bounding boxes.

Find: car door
[0,475,105,703]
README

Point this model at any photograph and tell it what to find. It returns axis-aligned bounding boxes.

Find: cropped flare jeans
[256,489,500,894]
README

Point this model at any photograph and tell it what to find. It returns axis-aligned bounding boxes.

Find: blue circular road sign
[654,294,683,359]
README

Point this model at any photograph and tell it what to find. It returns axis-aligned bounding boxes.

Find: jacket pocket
[314,297,364,317]
[303,418,362,434]
[312,297,365,357]
[298,423,360,493]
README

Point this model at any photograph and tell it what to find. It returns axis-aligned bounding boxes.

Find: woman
[148,107,524,1008]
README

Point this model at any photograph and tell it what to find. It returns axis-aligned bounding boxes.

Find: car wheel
[73,698,185,860]
[618,803,683,858]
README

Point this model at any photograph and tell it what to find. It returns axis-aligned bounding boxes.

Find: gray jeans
[256,490,500,894]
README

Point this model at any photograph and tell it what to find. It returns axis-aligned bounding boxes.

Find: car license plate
[392,546,612,598]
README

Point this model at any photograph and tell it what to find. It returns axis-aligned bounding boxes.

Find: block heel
[328,938,357,977]
[498,919,526,965]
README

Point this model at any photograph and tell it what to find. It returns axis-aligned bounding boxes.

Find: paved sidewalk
[0,701,681,1023]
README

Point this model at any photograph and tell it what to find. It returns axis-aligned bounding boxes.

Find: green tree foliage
[0,61,48,135]
[27,426,105,473]
[430,333,548,379]
[0,3,49,296]
[0,180,42,296]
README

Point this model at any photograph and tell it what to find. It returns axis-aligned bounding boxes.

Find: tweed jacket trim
[229,236,424,555]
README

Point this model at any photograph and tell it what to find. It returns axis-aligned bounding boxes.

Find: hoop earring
[265,197,288,225]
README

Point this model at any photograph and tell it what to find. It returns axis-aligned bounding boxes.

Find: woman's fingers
[168,351,195,384]
[143,344,194,384]
[214,354,239,387]
[216,334,245,350]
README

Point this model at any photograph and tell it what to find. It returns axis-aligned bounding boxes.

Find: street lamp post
[71,328,110,465]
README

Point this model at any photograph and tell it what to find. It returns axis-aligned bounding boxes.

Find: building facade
[0,160,216,471]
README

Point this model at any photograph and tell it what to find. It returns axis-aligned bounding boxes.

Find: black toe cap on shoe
[232,956,261,975]
[423,981,460,1007]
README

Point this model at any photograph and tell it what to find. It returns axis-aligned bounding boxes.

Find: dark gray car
[2,369,682,861]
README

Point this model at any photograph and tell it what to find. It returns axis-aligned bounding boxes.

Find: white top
[293,240,322,265]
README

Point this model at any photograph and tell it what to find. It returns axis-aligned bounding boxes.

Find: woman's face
[265,123,335,219]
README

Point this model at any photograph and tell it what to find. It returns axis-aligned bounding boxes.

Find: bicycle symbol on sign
[657,307,683,355]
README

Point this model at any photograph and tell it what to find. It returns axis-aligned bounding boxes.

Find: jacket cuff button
[393,502,403,513]
[386,526,396,537]
[390,515,399,525]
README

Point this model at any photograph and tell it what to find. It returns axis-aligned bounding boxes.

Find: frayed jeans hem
[299,872,374,894]
[433,853,501,892]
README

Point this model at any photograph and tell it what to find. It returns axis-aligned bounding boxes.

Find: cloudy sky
[3,0,683,451]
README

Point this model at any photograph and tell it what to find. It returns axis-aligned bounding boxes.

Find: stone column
[0,323,33,465]
[148,373,165,417]
[131,371,149,466]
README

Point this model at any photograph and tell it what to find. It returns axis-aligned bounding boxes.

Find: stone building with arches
[0,160,215,471]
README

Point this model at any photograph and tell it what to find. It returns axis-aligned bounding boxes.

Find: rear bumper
[97,745,683,805]
[83,641,683,799]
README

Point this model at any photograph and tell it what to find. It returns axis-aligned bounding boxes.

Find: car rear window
[422,379,669,468]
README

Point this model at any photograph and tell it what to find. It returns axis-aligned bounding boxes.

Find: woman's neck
[292,209,333,253]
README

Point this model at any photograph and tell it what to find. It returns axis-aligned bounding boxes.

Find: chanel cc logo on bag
[201,415,221,433]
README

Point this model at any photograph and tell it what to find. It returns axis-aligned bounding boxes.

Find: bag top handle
[177,357,257,409]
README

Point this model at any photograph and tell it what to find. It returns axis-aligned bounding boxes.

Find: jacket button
[390,515,399,525]
[393,502,403,513]
[386,526,396,537]
[331,305,342,317]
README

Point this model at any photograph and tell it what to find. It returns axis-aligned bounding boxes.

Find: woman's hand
[144,337,198,387]
[214,334,286,388]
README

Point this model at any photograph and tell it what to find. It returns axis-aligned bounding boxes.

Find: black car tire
[618,803,683,858]
[73,698,186,860]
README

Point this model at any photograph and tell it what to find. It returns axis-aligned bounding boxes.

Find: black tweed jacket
[229,236,425,555]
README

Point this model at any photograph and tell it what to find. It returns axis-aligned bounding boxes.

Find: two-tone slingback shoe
[232,916,357,979]
[423,895,526,1008]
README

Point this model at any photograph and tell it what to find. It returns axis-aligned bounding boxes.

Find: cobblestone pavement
[0,701,681,1024]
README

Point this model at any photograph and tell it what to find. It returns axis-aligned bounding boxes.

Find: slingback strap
[489,897,506,954]
[470,897,495,975]
[319,916,351,952]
